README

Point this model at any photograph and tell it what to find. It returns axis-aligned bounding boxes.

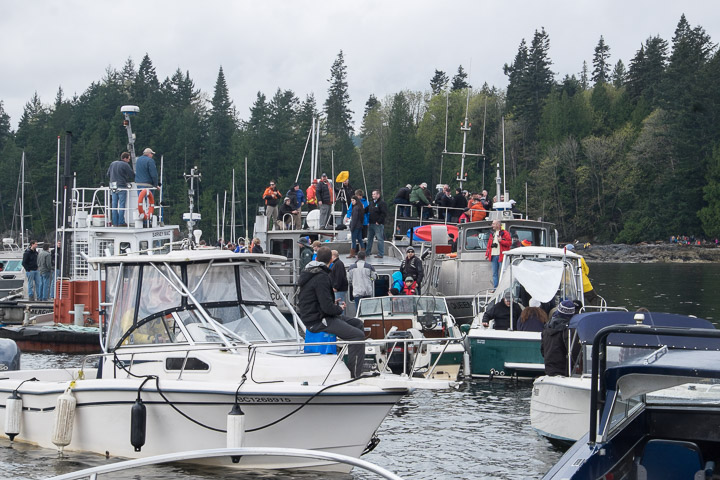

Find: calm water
[1,262,719,479]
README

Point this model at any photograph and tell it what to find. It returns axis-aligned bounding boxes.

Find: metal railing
[45,447,404,480]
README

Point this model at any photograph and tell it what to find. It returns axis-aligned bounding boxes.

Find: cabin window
[204,305,264,342]
[96,239,115,257]
[136,264,182,320]
[508,227,544,247]
[129,315,180,345]
[119,242,131,254]
[165,357,209,371]
[152,238,171,254]
[464,228,491,251]
[269,239,294,259]
[106,264,141,348]
[607,391,643,436]
[187,263,239,303]
[2,260,22,272]
[139,240,149,254]
[72,239,90,279]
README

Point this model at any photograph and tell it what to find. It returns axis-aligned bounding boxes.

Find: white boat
[356,295,466,381]
[530,311,716,444]
[0,249,408,472]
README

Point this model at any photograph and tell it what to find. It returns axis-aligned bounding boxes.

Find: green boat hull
[468,334,544,378]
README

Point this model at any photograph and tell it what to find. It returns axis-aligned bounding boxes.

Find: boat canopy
[570,311,716,347]
[509,259,565,303]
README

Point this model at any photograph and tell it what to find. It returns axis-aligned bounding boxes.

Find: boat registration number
[236,396,292,404]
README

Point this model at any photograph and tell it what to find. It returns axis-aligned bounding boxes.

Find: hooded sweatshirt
[297,261,343,331]
[540,313,574,376]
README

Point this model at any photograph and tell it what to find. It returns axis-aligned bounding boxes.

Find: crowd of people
[393,184,518,221]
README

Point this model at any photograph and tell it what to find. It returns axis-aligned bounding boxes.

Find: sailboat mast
[20,152,25,249]
[231,169,236,243]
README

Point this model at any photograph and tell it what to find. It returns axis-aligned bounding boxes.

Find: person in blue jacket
[135,148,159,191]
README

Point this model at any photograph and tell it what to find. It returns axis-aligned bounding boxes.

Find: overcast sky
[2,1,718,131]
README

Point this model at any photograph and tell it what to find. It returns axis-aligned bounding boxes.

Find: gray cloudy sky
[1,1,718,130]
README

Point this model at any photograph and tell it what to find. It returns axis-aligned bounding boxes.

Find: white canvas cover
[512,259,565,303]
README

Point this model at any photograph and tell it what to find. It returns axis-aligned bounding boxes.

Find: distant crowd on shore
[669,235,719,246]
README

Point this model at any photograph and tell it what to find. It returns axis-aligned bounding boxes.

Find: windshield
[464,228,491,251]
[358,296,447,316]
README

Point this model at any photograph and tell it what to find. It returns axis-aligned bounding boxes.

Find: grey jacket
[347,260,376,297]
[37,250,53,274]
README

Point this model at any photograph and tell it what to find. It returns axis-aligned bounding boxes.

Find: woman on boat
[517,299,548,332]
[348,196,365,258]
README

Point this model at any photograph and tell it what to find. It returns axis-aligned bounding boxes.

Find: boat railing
[72,185,163,228]
[81,336,463,384]
[44,447,404,480]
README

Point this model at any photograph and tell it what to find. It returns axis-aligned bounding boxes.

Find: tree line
[1,14,719,244]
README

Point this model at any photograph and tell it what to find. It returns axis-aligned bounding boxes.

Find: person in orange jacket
[467,193,487,222]
[485,220,512,288]
[262,181,282,230]
[306,179,318,212]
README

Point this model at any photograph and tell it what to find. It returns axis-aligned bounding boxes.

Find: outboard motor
[385,330,415,375]
[0,339,20,371]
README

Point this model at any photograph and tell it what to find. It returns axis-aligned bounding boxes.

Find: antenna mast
[441,88,485,190]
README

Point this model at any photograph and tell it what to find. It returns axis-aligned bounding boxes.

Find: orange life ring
[138,189,155,219]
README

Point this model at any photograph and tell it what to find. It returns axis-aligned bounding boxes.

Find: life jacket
[306,184,317,205]
[459,212,470,223]
[401,281,417,295]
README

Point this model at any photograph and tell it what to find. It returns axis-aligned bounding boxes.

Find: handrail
[44,447,404,480]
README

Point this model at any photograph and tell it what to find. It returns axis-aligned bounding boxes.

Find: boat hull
[530,376,591,443]
[467,329,544,378]
[0,371,405,472]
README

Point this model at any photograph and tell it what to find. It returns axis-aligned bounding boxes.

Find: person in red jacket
[485,220,512,288]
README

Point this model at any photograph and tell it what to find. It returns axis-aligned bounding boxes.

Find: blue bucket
[304,331,337,354]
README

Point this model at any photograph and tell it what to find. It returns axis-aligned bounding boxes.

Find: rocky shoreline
[573,243,720,263]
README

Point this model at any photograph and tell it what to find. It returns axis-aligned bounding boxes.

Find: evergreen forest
[2,14,720,244]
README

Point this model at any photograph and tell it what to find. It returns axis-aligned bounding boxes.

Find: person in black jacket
[22,240,39,300]
[348,196,365,258]
[329,250,348,304]
[366,190,388,258]
[316,173,333,228]
[297,247,365,378]
[452,188,468,222]
[540,300,579,376]
[399,247,424,294]
[393,184,412,217]
[482,291,523,330]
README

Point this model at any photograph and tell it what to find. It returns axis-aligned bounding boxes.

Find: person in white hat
[135,147,158,189]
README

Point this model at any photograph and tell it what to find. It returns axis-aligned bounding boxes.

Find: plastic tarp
[511,259,565,303]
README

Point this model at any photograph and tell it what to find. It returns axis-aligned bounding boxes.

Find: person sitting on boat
[277,197,298,230]
[485,220,512,288]
[517,299,548,332]
[251,238,263,254]
[286,183,305,228]
[391,271,404,292]
[564,244,598,305]
[297,246,366,378]
[399,246,424,294]
[482,291,522,330]
[540,300,579,376]
[234,239,247,253]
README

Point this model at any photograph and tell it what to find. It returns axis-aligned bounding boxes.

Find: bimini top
[504,246,582,259]
[88,249,287,265]
[570,311,717,348]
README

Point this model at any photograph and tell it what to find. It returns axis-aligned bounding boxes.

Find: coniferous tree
[519,28,554,137]
[0,100,12,152]
[450,66,470,91]
[364,94,379,119]
[592,36,611,84]
[612,60,626,88]
[207,66,236,196]
[580,61,589,90]
[504,39,529,112]
[430,70,449,95]
[324,50,356,169]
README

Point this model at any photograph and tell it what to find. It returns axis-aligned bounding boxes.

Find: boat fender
[462,351,471,379]
[227,403,245,463]
[52,386,77,451]
[130,397,147,452]
[137,189,155,220]
[4,390,22,442]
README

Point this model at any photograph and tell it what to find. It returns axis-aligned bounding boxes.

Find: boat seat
[303,331,337,354]
[637,439,713,480]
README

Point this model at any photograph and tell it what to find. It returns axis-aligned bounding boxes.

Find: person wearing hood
[540,300,580,376]
[297,246,365,378]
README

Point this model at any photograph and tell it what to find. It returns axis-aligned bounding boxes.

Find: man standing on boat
[399,247,424,294]
[107,151,135,226]
[37,243,53,301]
[135,148,158,189]
[486,220,512,288]
[366,190,388,258]
[22,240,39,301]
[316,173,333,228]
[297,246,365,378]
[348,250,376,312]
[262,181,282,231]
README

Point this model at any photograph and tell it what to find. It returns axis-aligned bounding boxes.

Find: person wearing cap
[409,183,431,218]
[366,189,388,258]
[135,147,158,189]
[297,246,366,378]
[399,247,424,294]
[316,173,333,228]
[482,291,522,330]
[262,180,282,231]
[485,220,512,288]
[393,184,412,218]
[541,299,580,376]
[565,244,598,305]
